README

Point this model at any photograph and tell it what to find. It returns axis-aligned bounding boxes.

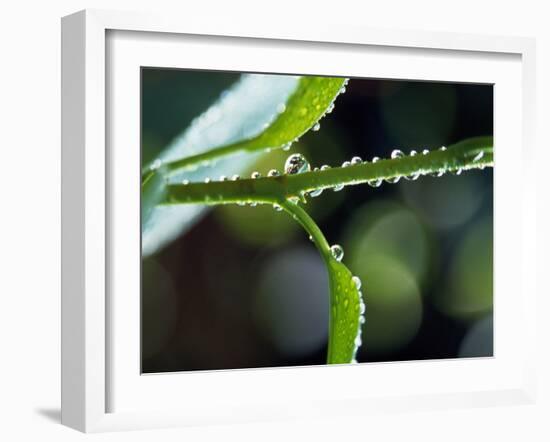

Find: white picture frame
[61,9,537,433]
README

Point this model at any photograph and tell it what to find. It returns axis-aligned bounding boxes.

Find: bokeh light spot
[436,217,493,320]
[253,247,329,357]
[354,255,423,357]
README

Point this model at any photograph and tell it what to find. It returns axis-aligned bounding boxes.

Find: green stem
[280,201,332,263]
[162,136,493,206]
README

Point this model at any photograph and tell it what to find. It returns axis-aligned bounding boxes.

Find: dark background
[141,69,493,373]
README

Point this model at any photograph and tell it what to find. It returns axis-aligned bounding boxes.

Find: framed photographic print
[61,9,537,432]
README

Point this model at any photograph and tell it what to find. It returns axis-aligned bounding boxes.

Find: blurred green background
[141,69,493,373]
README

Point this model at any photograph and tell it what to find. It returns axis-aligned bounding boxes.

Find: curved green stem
[280,201,332,263]
[162,136,493,207]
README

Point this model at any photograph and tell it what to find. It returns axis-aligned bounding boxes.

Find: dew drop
[219,175,227,181]
[333,184,344,192]
[330,244,344,262]
[440,146,447,152]
[368,157,382,187]
[273,203,282,211]
[422,149,430,155]
[473,151,484,162]
[276,103,286,113]
[312,122,321,132]
[182,179,189,185]
[430,170,444,178]
[386,151,402,183]
[150,159,162,171]
[308,235,314,242]
[359,316,366,324]
[251,171,261,179]
[453,167,463,175]
[282,142,292,151]
[288,196,300,205]
[342,161,351,168]
[386,176,400,183]
[404,150,420,181]
[391,149,404,159]
[204,177,211,183]
[267,169,280,177]
[351,276,362,290]
[231,174,240,181]
[309,188,323,198]
[326,103,335,114]
[284,153,311,175]
[351,156,362,165]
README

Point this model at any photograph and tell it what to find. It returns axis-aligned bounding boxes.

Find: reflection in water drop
[284,153,311,175]
[330,244,344,262]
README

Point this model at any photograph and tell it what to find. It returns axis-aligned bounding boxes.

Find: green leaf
[280,202,363,364]
[326,260,363,364]
[143,75,347,256]
[142,74,300,255]
[163,76,348,175]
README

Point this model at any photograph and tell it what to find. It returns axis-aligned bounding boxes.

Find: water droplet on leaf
[330,244,344,262]
[150,159,162,171]
[284,153,311,175]
[391,149,404,159]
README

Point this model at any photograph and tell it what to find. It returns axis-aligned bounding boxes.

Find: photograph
[140,68,494,373]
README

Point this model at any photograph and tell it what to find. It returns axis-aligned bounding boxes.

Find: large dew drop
[330,244,344,262]
[284,153,311,175]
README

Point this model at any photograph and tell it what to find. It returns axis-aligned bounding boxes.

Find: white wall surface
[0,0,548,440]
